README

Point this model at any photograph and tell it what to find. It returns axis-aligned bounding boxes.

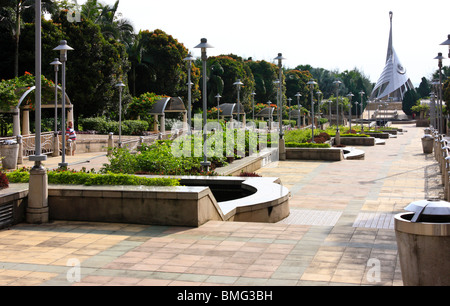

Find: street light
[50,58,61,138]
[307,79,317,143]
[434,52,445,134]
[359,90,365,131]
[295,92,302,128]
[327,100,332,124]
[233,79,244,126]
[267,100,273,131]
[333,80,342,145]
[115,81,126,148]
[316,91,322,123]
[347,93,354,131]
[53,40,74,168]
[215,93,221,123]
[274,53,285,139]
[440,34,450,58]
[251,92,256,122]
[288,97,292,126]
[360,101,364,131]
[430,92,437,129]
[194,38,213,170]
[183,53,195,134]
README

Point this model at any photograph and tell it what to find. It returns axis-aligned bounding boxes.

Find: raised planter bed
[339,137,376,146]
[365,132,390,139]
[46,176,290,227]
[286,147,344,161]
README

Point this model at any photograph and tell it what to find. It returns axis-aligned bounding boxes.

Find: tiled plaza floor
[0,124,440,286]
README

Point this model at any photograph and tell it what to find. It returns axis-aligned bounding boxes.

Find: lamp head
[53,40,73,61]
[50,58,62,71]
[440,34,450,58]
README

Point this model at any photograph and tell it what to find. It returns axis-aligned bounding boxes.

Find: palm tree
[81,0,134,45]
[126,32,147,96]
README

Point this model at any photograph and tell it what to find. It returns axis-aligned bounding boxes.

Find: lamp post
[307,79,317,142]
[215,94,221,123]
[359,90,365,131]
[115,81,125,148]
[435,52,445,134]
[359,101,364,130]
[327,100,332,124]
[316,91,322,123]
[251,92,256,122]
[430,92,437,129]
[183,53,195,134]
[295,92,302,128]
[233,79,244,126]
[53,40,74,168]
[333,80,341,145]
[267,101,272,132]
[274,53,285,139]
[440,34,450,58]
[50,58,61,136]
[288,97,292,127]
[27,0,48,224]
[355,102,359,128]
[50,58,61,158]
[347,93,354,131]
[194,38,213,170]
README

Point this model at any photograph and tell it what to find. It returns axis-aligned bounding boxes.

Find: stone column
[12,108,20,136]
[22,109,30,135]
[16,135,23,165]
[160,114,166,134]
[154,115,159,132]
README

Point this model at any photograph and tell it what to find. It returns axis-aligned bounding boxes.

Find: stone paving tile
[0,124,441,286]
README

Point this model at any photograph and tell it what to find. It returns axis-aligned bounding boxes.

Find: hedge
[6,169,180,187]
[79,117,149,135]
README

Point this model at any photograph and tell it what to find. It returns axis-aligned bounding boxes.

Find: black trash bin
[394,199,450,286]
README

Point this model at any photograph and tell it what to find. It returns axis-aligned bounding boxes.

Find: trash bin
[421,135,434,154]
[394,199,450,286]
[0,139,19,169]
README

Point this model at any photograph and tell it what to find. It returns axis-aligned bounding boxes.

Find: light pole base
[279,138,286,161]
[335,130,341,146]
[201,161,211,172]
[26,165,49,224]
[58,162,69,168]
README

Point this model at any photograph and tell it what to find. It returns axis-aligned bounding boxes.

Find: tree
[417,77,430,98]
[247,60,278,105]
[51,9,131,122]
[0,0,57,77]
[402,89,420,116]
[135,29,200,103]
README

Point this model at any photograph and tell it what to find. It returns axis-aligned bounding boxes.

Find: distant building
[370,12,415,102]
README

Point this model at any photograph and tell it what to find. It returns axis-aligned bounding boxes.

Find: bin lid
[405,199,450,222]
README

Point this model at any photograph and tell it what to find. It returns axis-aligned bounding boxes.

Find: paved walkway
[0,124,440,286]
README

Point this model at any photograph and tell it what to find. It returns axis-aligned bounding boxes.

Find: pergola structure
[149,97,187,133]
[1,85,74,136]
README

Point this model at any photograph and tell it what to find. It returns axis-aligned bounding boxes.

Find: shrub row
[79,117,149,135]
[6,168,180,187]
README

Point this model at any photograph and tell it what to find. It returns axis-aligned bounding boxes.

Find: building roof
[149,97,186,115]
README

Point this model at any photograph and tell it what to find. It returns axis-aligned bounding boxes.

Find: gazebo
[4,85,74,136]
[148,97,187,133]
[255,107,275,130]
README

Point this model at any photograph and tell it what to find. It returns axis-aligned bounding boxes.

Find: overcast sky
[76,0,449,86]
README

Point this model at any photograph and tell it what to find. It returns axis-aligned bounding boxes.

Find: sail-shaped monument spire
[370,11,414,102]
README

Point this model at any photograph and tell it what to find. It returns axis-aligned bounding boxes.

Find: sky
[75,0,450,86]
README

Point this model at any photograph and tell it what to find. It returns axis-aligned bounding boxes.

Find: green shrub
[79,117,149,135]
[6,168,180,187]
[285,142,331,148]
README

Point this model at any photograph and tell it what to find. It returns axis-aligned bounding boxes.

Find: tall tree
[0,0,57,77]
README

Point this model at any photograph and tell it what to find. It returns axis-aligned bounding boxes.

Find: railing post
[16,135,23,165]
[107,132,114,156]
